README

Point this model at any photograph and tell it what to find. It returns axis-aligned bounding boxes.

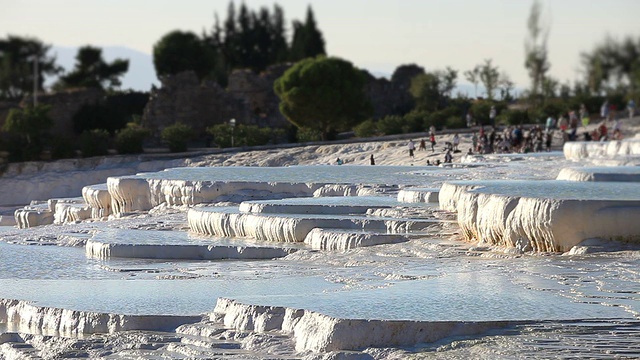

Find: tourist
[628,99,636,119]
[336,158,343,165]
[419,139,427,151]
[370,154,375,165]
[429,133,436,152]
[467,148,473,156]
[601,100,610,121]
[408,140,415,158]
[452,134,460,151]
[471,133,478,152]
[598,122,608,141]
[580,104,590,127]
[466,111,474,127]
[444,150,453,163]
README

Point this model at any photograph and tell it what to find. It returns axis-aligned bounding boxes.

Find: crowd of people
[406,98,637,164]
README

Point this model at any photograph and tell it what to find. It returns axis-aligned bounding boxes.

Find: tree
[153,31,214,80]
[410,72,442,112]
[438,67,458,98]
[0,35,61,100]
[581,35,640,97]
[524,0,550,104]
[56,46,128,89]
[290,6,326,61]
[464,66,480,98]
[2,104,53,160]
[274,56,371,141]
[499,72,515,101]
[478,59,500,100]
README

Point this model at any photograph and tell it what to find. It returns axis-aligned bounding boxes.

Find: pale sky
[3,0,640,91]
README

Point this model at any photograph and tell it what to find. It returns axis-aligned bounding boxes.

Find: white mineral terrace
[85,228,298,260]
[188,207,440,243]
[563,138,640,162]
[439,180,640,252]
[556,166,640,182]
[3,131,640,358]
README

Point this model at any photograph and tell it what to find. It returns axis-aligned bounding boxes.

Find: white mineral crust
[212,298,523,353]
[563,139,640,160]
[303,228,408,250]
[397,187,440,203]
[439,182,640,252]
[0,299,200,336]
[85,239,295,260]
[188,208,435,242]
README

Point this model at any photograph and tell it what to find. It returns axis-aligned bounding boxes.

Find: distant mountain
[47,46,160,92]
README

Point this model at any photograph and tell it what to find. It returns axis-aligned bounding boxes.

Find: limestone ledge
[397,187,440,203]
[0,298,200,336]
[556,167,640,182]
[212,298,524,353]
[563,139,640,161]
[108,177,325,215]
[439,182,640,252]
[85,239,296,260]
[188,208,436,243]
[82,184,112,218]
[303,228,408,251]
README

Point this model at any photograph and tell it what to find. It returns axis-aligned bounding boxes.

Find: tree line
[1,0,639,162]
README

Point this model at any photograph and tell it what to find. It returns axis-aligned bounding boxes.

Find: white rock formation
[397,187,440,203]
[439,181,640,252]
[52,198,92,224]
[563,139,640,161]
[85,239,296,260]
[0,298,200,336]
[14,202,53,229]
[303,228,408,250]
[188,208,437,243]
[556,166,640,182]
[82,184,112,218]
[107,177,154,214]
[212,298,524,353]
[0,155,186,207]
[238,201,386,215]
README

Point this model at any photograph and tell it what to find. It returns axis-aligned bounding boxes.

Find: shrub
[49,136,77,160]
[206,124,232,148]
[115,123,148,154]
[79,129,110,157]
[161,122,192,152]
[469,101,507,127]
[376,115,404,135]
[496,109,530,126]
[445,115,465,129]
[353,119,378,138]
[296,127,322,142]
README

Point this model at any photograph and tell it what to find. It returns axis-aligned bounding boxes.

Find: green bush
[353,119,378,138]
[496,109,529,126]
[296,127,322,142]
[401,112,426,133]
[376,115,405,135]
[161,122,193,152]
[445,115,465,129]
[115,123,148,154]
[424,107,458,130]
[206,124,284,148]
[469,101,507,126]
[50,136,77,160]
[79,129,110,157]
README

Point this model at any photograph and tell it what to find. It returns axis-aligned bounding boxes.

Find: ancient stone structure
[141,71,250,143]
[141,64,419,143]
[227,64,291,128]
[22,88,105,137]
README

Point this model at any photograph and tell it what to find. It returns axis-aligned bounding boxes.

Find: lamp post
[229,118,236,147]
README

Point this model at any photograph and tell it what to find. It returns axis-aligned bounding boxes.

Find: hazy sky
[3,0,640,91]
